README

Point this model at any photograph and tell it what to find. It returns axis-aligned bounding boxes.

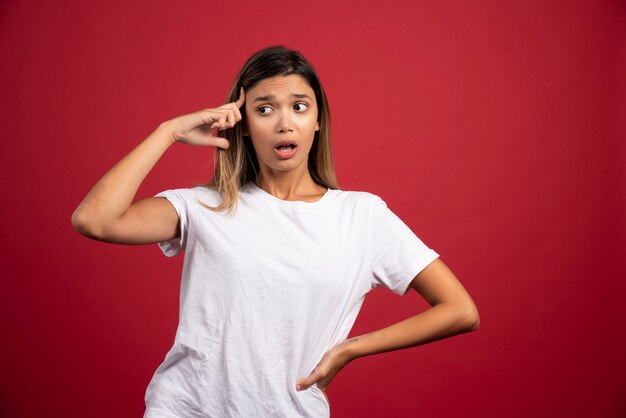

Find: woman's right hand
[163,87,246,149]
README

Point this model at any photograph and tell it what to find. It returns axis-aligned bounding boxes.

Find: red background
[1,0,625,417]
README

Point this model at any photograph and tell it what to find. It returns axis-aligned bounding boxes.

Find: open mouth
[274,141,298,158]
[275,142,297,151]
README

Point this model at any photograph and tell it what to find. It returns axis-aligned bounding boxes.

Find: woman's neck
[255,168,327,202]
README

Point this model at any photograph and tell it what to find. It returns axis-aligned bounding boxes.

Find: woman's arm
[296,258,479,391]
[71,125,181,244]
[343,258,479,356]
[71,89,245,244]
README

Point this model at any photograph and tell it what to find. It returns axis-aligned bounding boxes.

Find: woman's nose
[276,110,294,133]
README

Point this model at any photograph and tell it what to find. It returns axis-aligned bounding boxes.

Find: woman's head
[243,74,320,178]
[208,46,337,212]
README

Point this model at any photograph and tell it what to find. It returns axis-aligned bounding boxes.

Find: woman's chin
[260,158,308,175]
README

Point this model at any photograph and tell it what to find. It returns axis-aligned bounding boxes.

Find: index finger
[234,87,246,108]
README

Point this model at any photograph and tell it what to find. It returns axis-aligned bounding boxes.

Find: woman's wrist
[336,336,366,363]
[155,121,179,146]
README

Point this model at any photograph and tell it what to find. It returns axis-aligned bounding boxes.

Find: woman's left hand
[296,342,353,392]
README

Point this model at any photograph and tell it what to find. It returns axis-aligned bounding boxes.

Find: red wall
[1,0,624,417]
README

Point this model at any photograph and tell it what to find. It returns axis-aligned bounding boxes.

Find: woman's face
[244,74,319,175]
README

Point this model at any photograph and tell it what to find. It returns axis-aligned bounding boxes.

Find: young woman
[72,46,480,418]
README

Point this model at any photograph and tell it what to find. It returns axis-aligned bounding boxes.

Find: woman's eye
[294,103,308,111]
[258,106,272,114]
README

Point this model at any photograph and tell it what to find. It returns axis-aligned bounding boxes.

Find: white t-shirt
[144,182,439,418]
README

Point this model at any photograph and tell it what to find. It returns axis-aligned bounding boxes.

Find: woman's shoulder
[156,185,222,206]
[331,188,386,208]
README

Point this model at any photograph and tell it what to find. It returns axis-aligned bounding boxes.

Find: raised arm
[71,88,246,244]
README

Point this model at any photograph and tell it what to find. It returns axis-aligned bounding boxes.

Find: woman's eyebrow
[252,93,312,103]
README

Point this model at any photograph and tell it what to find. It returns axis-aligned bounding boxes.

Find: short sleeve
[154,189,190,257]
[368,197,439,296]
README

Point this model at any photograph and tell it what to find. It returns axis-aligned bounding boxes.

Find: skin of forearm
[72,124,174,229]
[340,302,479,363]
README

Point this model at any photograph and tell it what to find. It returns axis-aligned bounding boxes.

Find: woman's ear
[315,121,320,131]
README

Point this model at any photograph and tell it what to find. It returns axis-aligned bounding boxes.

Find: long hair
[205,46,338,213]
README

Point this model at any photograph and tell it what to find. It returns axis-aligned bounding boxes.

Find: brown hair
[206,46,338,213]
